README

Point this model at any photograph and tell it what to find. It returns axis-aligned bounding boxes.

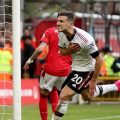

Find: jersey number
[71,74,83,85]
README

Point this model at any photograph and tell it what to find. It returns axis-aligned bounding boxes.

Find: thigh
[40,72,66,92]
[40,72,58,92]
[81,88,93,101]
[60,85,76,101]
[54,76,67,91]
[65,71,94,94]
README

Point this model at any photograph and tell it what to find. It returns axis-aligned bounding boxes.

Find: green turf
[21,103,120,120]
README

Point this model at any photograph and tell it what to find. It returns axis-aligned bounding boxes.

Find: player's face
[57,16,71,32]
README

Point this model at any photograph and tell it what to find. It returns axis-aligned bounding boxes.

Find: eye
[60,20,64,23]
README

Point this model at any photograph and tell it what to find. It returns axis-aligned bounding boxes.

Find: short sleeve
[86,41,98,54]
[40,30,50,44]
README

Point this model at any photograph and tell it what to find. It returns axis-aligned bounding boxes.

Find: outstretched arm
[23,42,48,70]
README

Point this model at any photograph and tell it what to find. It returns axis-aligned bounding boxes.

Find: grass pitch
[22,103,120,120]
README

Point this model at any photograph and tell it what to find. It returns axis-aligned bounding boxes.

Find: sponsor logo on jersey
[72,83,76,88]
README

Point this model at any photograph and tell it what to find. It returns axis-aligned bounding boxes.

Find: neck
[63,26,74,35]
[67,26,74,34]
[63,27,76,41]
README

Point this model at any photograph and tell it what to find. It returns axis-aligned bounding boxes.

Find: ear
[67,21,73,28]
[69,21,73,26]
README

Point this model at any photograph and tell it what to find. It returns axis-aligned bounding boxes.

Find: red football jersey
[40,27,72,76]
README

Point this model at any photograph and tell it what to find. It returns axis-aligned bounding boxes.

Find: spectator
[21,36,36,78]
[21,26,36,49]
[0,25,4,43]
[99,49,107,76]
[0,40,13,80]
[111,56,120,76]
[101,45,115,76]
[21,26,37,78]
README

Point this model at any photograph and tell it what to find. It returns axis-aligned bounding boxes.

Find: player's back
[41,27,71,76]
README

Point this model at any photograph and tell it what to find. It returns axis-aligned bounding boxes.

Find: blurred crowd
[0,24,13,81]
[100,45,120,77]
[0,25,120,81]
[21,26,42,79]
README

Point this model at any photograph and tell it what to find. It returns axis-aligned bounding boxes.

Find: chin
[58,29,63,32]
[57,27,64,32]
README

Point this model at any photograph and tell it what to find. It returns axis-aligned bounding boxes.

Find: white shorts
[40,72,67,92]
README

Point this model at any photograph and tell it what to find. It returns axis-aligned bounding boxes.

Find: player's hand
[23,62,29,70]
[23,59,33,70]
[88,79,96,96]
[68,43,80,52]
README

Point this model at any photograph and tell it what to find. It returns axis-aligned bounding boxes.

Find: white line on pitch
[81,115,120,120]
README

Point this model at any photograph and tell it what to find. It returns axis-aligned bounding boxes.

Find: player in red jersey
[40,27,71,77]
[24,27,71,120]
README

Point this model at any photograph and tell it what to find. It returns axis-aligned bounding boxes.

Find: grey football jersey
[58,27,98,72]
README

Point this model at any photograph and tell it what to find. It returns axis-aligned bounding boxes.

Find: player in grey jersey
[53,11,120,120]
[59,27,98,72]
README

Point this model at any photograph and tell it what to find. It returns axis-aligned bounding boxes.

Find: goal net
[0,0,21,120]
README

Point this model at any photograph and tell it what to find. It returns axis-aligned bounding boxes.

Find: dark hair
[24,26,33,31]
[57,11,75,22]
[21,36,32,41]
[101,45,113,53]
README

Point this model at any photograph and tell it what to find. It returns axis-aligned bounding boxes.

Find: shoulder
[45,27,57,34]
[58,32,68,41]
[75,27,95,46]
[43,28,58,39]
